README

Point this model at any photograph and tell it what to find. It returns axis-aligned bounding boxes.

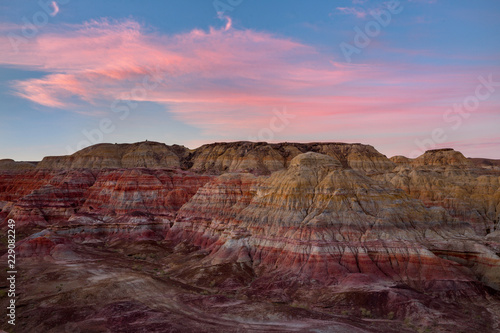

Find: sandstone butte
[1,140,500,332]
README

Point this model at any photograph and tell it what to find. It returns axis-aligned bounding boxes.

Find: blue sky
[1,0,499,160]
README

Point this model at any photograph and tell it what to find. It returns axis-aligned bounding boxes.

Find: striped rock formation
[169,152,500,292]
[1,142,500,332]
[378,148,500,235]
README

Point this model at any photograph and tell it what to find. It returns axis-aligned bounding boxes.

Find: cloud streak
[0,18,498,156]
[50,1,59,17]
[336,7,367,18]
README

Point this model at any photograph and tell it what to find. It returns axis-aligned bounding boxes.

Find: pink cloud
[50,1,59,17]
[0,18,498,155]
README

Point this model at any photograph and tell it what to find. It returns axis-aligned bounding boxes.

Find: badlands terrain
[1,141,500,332]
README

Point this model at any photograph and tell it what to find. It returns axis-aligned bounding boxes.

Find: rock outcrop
[379,149,500,235]
[185,141,396,175]
[27,141,395,175]
[411,148,470,167]
[0,158,37,170]
[36,141,189,170]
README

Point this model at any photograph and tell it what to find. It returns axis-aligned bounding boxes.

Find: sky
[0,0,499,160]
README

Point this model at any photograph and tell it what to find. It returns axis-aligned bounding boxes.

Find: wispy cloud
[50,1,59,17]
[336,7,367,18]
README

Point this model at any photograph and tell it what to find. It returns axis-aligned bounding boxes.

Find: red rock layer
[0,169,55,204]
[1,170,95,228]
[65,168,213,242]
[78,169,211,217]
[1,168,212,237]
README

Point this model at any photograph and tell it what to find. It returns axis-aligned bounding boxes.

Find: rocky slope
[1,141,500,332]
[378,148,500,236]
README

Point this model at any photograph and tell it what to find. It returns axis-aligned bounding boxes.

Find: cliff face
[2,142,500,332]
